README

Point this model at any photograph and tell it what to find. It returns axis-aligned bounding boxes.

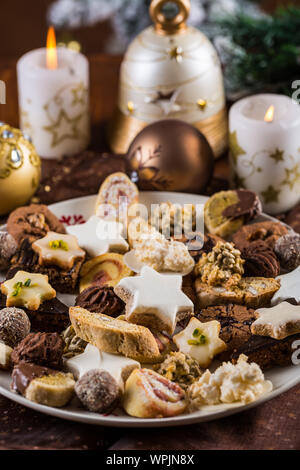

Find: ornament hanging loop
[149,0,190,35]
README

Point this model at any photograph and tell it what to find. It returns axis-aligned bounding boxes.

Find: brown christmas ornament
[0,122,41,215]
[126,119,214,193]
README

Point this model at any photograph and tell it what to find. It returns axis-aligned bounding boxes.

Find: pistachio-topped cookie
[32,232,85,270]
[1,271,56,310]
[173,317,226,368]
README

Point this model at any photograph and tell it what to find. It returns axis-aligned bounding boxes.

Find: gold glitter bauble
[0,123,41,215]
[126,119,214,193]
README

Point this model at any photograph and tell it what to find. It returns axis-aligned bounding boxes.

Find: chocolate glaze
[222,189,262,221]
[11,363,56,395]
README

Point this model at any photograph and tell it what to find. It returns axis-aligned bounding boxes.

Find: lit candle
[17,27,90,158]
[229,94,300,214]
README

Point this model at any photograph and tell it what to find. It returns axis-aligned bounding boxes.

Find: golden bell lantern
[108,0,228,158]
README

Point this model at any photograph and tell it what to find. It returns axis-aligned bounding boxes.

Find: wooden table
[0,54,299,451]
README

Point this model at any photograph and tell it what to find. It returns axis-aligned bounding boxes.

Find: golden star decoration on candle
[229,94,300,214]
[43,109,84,148]
[71,82,88,106]
[17,26,90,158]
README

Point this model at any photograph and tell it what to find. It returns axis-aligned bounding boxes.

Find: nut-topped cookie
[7,204,66,244]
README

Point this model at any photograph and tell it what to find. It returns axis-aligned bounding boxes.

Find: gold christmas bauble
[126,119,214,193]
[0,122,41,215]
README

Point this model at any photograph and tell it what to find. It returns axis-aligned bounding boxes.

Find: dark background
[0,0,298,60]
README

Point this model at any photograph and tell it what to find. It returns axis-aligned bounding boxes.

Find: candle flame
[264,105,275,123]
[46,26,57,70]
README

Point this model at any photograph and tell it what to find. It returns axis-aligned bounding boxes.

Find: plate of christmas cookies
[0,173,299,427]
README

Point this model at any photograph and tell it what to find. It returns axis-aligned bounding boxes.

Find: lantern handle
[149,0,190,35]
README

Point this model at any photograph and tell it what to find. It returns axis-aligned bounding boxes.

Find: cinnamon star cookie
[114,266,193,335]
[251,302,300,339]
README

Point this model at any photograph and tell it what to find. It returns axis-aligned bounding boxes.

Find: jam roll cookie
[79,253,133,293]
[95,172,139,220]
[123,368,187,418]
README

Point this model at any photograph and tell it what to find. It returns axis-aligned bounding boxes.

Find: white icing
[32,231,85,269]
[1,270,56,310]
[252,302,300,338]
[173,317,226,368]
[67,215,128,258]
[65,343,139,390]
[116,266,193,334]
[272,265,300,305]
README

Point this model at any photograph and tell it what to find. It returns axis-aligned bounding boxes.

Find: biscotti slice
[195,277,280,309]
[69,306,161,363]
[195,280,244,309]
[241,277,280,308]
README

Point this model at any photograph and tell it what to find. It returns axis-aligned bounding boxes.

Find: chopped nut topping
[155,351,202,390]
[195,241,244,287]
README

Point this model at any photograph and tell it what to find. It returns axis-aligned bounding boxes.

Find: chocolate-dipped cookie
[275,233,300,272]
[204,189,262,238]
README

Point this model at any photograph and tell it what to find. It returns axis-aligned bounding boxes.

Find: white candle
[17,31,90,159]
[229,94,300,214]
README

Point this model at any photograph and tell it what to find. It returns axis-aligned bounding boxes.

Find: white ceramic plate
[0,192,299,428]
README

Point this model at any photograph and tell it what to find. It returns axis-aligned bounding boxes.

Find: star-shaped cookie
[67,215,128,258]
[173,317,227,368]
[1,270,56,310]
[271,265,300,305]
[251,302,300,339]
[114,266,193,334]
[32,231,85,270]
[66,343,140,390]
